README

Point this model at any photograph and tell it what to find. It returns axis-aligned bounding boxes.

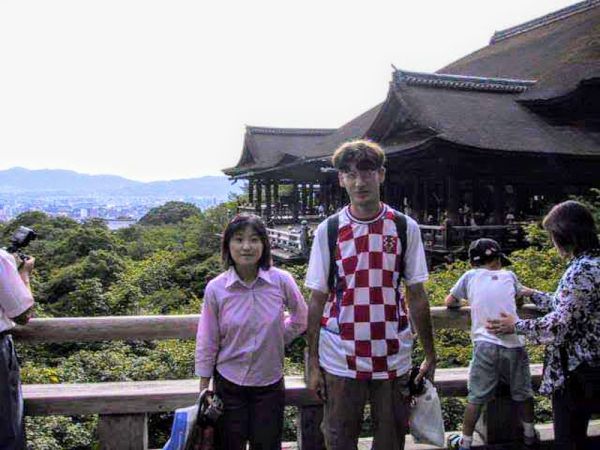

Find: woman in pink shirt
[195,214,308,450]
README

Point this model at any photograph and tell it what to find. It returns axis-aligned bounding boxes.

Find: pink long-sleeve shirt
[195,266,308,386]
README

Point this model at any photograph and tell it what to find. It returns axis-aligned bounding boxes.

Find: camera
[6,226,37,261]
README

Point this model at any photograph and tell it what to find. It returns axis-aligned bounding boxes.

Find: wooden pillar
[248,179,254,205]
[98,414,148,450]
[297,406,326,450]
[422,179,429,219]
[273,182,280,217]
[265,180,272,223]
[292,183,299,221]
[446,175,459,224]
[308,184,314,213]
[410,176,419,220]
[493,180,505,224]
[475,387,525,448]
[255,180,262,216]
[301,183,308,215]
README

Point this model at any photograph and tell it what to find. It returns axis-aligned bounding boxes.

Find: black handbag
[559,347,600,412]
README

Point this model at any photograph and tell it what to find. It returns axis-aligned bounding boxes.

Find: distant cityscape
[0,193,225,229]
[0,167,244,229]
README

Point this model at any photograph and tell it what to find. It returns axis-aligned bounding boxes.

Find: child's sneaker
[523,428,540,448]
[447,433,469,450]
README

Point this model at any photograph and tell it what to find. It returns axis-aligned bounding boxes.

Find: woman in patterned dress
[488,200,600,450]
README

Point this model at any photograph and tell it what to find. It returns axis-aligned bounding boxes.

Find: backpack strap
[327,213,340,293]
[392,210,408,279]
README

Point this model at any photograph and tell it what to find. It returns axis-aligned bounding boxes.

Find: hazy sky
[0,0,577,181]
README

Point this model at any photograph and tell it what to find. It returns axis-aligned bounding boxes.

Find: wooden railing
[12,306,600,450]
[420,224,525,254]
[267,222,310,258]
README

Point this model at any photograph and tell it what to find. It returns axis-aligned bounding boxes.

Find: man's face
[338,161,385,209]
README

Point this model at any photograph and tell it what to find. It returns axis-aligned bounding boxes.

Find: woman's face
[229,225,264,269]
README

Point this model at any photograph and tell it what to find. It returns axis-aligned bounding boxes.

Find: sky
[0,0,579,182]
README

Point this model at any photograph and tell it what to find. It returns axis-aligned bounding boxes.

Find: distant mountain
[0,167,243,199]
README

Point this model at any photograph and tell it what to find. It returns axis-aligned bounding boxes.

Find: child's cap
[468,238,512,266]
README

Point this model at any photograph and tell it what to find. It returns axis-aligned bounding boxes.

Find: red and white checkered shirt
[306,204,429,380]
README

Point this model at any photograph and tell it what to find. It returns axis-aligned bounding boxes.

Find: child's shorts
[467,341,534,405]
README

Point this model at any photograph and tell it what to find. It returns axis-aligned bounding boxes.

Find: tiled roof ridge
[490,0,600,44]
[394,70,536,93]
[247,126,335,136]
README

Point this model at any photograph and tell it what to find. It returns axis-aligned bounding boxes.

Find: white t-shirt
[450,268,524,347]
[305,204,429,379]
[0,249,34,333]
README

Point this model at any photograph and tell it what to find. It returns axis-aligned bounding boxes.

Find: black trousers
[0,334,25,450]
[552,382,595,450]
[214,372,284,450]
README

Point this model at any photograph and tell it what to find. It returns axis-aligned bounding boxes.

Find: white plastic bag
[409,379,445,447]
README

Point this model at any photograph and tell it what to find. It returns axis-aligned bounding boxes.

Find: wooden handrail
[12,305,542,343]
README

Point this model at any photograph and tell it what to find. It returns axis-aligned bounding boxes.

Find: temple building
[224,0,600,225]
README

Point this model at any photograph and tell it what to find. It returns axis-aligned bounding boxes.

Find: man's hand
[416,355,436,384]
[307,363,326,401]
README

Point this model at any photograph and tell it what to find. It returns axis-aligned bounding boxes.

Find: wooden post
[265,180,272,223]
[410,176,420,220]
[98,414,148,450]
[493,179,505,224]
[301,183,308,216]
[297,406,326,450]
[446,175,460,224]
[475,386,524,449]
[274,183,280,218]
[248,179,254,205]
[292,184,299,221]
[308,184,314,214]
[255,180,263,216]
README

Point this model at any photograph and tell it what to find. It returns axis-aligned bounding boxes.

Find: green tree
[139,201,202,226]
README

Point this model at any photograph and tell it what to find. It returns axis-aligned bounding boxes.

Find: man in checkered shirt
[305,140,436,450]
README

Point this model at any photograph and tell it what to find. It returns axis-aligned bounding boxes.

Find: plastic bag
[163,404,200,450]
[409,379,445,447]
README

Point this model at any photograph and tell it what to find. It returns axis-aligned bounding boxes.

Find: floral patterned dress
[515,249,600,396]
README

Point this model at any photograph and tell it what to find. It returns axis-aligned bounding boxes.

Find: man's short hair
[331,140,385,171]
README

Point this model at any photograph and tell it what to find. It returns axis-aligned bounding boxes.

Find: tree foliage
[138,201,202,226]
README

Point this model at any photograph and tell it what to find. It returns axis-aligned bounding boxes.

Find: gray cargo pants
[320,371,411,450]
[0,333,25,450]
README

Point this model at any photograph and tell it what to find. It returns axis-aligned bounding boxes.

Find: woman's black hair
[543,200,599,256]
[221,214,272,269]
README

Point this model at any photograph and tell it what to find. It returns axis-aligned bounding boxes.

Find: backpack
[326,209,408,292]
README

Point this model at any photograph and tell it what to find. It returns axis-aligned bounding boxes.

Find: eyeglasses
[340,169,379,180]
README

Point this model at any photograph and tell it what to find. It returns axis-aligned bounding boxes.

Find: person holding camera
[0,245,35,449]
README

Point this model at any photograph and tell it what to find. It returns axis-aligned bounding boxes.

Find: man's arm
[306,289,328,400]
[406,282,436,382]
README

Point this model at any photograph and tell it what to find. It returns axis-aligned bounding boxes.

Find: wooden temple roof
[440,0,600,101]
[383,70,600,157]
[225,1,600,178]
[223,126,335,176]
